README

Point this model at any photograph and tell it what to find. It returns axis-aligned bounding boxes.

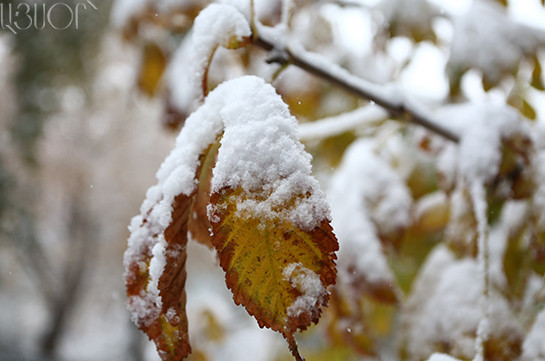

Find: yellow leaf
[137,42,167,97]
[531,55,545,91]
[209,187,338,360]
[522,99,537,120]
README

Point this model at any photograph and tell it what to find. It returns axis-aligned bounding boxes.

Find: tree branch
[254,32,460,143]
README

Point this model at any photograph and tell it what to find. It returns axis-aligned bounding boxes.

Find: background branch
[254,32,460,143]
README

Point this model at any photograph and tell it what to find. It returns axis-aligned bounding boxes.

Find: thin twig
[254,34,460,143]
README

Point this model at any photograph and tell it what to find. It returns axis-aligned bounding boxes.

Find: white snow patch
[522,308,545,360]
[532,150,545,228]
[426,353,462,361]
[329,139,410,288]
[298,105,387,142]
[282,263,326,318]
[167,3,250,113]
[435,102,524,185]
[211,77,330,230]
[403,245,521,361]
[127,294,161,328]
[190,4,250,101]
[148,234,167,299]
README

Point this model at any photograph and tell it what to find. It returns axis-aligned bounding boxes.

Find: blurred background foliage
[1,0,545,361]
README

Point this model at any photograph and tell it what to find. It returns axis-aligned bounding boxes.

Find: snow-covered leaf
[166,3,251,118]
[126,75,337,361]
[206,76,338,360]
[125,194,192,361]
[402,246,523,361]
[330,139,408,303]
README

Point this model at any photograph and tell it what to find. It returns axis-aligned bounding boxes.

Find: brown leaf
[163,96,189,131]
[125,193,193,361]
[188,139,221,248]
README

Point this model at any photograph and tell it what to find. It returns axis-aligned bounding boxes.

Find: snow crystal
[165,307,179,324]
[148,234,167,298]
[329,139,410,288]
[127,294,160,328]
[522,309,545,361]
[282,263,326,318]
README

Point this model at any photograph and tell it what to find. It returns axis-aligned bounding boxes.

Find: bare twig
[254,33,460,143]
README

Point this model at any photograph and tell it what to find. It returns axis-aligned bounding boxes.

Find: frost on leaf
[207,76,338,360]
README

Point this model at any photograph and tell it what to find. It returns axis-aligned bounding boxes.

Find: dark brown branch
[254,34,460,143]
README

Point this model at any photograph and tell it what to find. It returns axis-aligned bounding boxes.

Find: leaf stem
[253,33,460,143]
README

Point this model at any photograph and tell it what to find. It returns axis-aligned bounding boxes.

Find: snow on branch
[253,26,461,143]
[298,105,387,141]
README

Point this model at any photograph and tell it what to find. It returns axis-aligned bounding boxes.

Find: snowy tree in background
[114,0,545,360]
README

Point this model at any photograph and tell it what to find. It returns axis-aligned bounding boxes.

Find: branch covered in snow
[253,27,461,143]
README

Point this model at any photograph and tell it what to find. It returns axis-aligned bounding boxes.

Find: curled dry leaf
[125,193,192,361]
[188,139,220,248]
